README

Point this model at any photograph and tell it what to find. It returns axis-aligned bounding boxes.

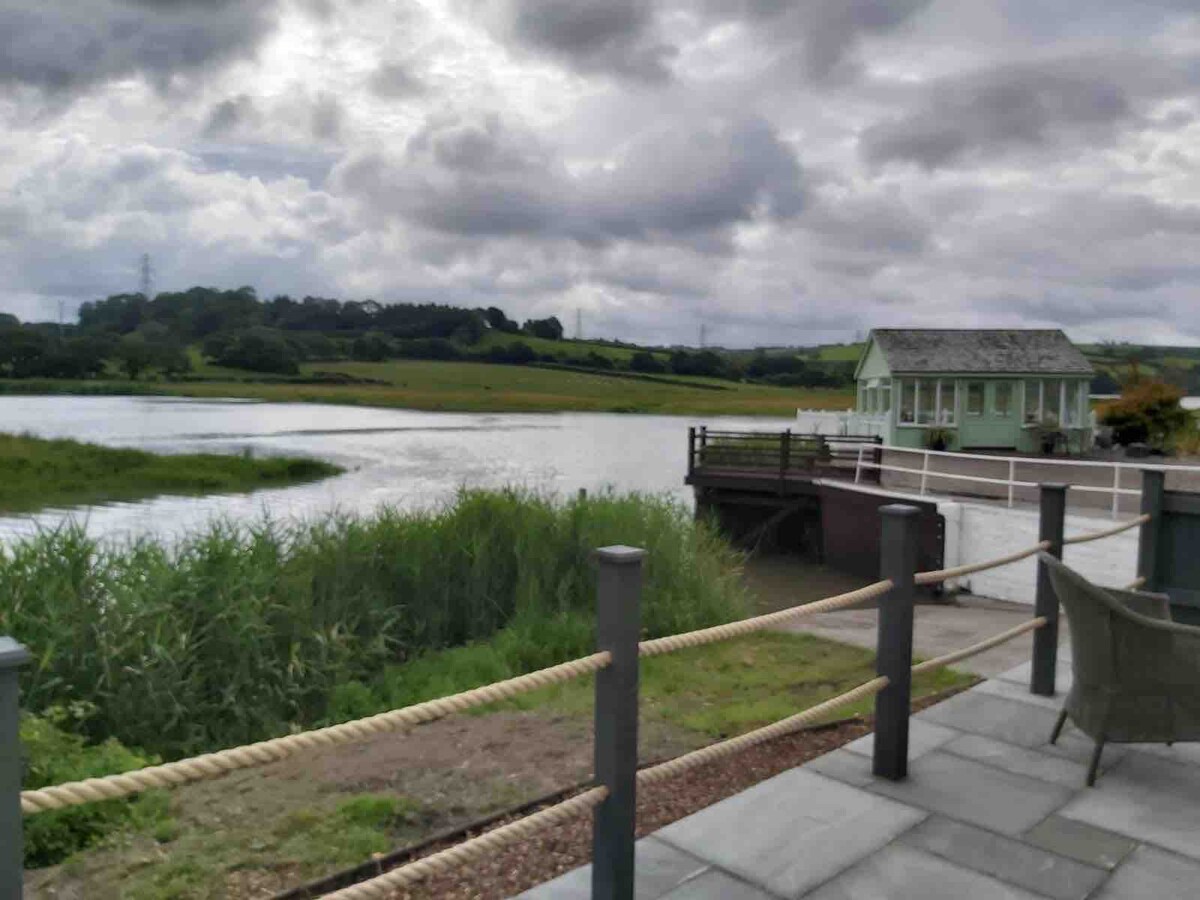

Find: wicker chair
[1040,553,1200,786]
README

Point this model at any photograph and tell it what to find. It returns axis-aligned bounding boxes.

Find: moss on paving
[0,432,341,514]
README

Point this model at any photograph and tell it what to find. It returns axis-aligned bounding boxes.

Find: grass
[0,433,342,514]
[0,358,854,416]
[3,489,748,759]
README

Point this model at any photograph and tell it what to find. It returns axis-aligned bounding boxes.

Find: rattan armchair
[1040,553,1200,786]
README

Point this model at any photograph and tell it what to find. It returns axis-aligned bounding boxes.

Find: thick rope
[21,652,611,815]
[911,618,1046,675]
[914,541,1050,586]
[1124,575,1147,590]
[636,676,889,785]
[323,787,608,900]
[638,581,894,657]
[1062,514,1150,546]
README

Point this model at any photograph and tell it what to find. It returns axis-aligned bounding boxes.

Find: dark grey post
[687,427,696,479]
[1,638,31,900]
[1032,484,1068,696]
[1138,470,1165,592]
[873,505,919,781]
[781,429,792,476]
[592,546,644,900]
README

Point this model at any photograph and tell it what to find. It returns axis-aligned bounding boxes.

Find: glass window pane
[967,382,985,416]
[994,382,1012,417]
[1064,381,1079,426]
[900,380,915,423]
[1024,380,1041,424]
[938,379,956,424]
[880,380,891,412]
[918,380,936,424]
[1043,379,1062,425]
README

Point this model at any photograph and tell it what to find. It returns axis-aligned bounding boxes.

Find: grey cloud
[311,93,345,142]
[862,53,1191,169]
[333,113,805,246]
[482,0,675,82]
[368,62,425,99]
[203,94,258,138]
[0,0,279,95]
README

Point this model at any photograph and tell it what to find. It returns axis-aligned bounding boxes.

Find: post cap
[879,503,922,518]
[1040,483,1070,492]
[593,545,647,565]
[0,637,31,670]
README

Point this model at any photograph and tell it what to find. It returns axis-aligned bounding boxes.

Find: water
[0,396,794,544]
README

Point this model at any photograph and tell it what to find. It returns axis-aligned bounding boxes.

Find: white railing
[853,445,1200,519]
[795,409,887,437]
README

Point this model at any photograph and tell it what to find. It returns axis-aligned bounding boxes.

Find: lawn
[0,433,341,514]
[26,630,973,899]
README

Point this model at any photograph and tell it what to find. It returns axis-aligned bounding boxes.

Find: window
[917,380,936,425]
[879,379,892,413]
[994,381,1013,417]
[1024,380,1041,424]
[1043,379,1062,426]
[900,380,916,423]
[937,380,957,425]
[1064,381,1080,426]
[966,382,985,416]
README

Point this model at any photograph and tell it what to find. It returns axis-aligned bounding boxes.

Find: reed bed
[1,489,747,759]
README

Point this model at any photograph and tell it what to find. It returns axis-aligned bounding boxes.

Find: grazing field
[0,433,341,514]
[0,358,854,416]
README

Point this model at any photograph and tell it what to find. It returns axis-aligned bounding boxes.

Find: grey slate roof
[870,329,1093,376]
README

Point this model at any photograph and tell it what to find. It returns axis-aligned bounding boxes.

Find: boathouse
[850,329,1094,453]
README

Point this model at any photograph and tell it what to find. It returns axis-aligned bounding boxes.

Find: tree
[116,334,157,380]
[214,328,300,375]
[483,307,520,334]
[629,351,666,373]
[522,317,564,340]
[1099,378,1190,447]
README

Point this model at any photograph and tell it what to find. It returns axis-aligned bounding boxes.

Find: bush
[21,708,168,867]
[1099,379,1190,447]
[629,351,666,374]
[2,490,746,759]
[213,328,300,375]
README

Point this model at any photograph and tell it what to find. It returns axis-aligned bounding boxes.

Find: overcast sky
[2,0,1199,346]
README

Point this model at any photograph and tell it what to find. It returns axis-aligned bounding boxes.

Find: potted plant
[1033,419,1065,455]
[926,427,952,452]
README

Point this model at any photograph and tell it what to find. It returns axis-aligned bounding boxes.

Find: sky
[2,0,1199,347]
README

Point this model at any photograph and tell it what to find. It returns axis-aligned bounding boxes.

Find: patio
[519,653,1200,899]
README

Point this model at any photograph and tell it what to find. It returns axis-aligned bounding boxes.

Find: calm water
[0,396,794,543]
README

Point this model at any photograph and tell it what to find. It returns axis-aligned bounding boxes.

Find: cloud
[368,62,426,99]
[480,0,676,82]
[862,52,1193,169]
[0,0,281,96]
[334,111,804,248]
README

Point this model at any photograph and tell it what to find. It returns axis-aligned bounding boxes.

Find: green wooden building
[851,329,1094,453]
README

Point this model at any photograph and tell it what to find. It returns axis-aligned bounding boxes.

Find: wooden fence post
[686,427,696,480]
[1,638,31,900]
[592,547,644,900]
[1138,469,1165,592]
[1032,484,1067,696]
[873,504,919,781]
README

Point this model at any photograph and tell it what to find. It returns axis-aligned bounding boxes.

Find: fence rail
[0,471,1167,899]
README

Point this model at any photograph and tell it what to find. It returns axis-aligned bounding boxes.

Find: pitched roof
[867,329,1093,375]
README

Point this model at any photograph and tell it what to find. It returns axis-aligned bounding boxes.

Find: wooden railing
[687,428,882,484]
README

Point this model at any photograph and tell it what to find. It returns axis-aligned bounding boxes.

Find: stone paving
[518,657,1200,899]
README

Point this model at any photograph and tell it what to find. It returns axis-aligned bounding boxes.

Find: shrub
[1099,379,1190,447]
[21,708,169,867]
[629,351,666,374]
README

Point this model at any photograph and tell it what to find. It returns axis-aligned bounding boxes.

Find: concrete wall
[939,500,1138,605]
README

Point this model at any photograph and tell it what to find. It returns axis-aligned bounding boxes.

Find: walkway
[519,655,1200,899]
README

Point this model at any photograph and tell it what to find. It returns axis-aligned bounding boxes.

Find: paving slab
[517,836,709,899]
[654,768,926,899]
[863,750,1074,836]
[915,691,1120,767]
[802,748,876,788]
[899,816,1105,900]
[971,675,1070,712]
[804,843,1049,900]
[942,733,1092,789]
[843,719,961,762]
[1022,816,1138,871]
[996,659,1072,690]
[1091,845,1200,900]
[1058,750,1200,862]
[658,869,779,899]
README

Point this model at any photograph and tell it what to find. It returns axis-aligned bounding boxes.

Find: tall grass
[0,489,746,758]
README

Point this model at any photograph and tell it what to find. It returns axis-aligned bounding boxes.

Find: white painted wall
[938,500,1138,604]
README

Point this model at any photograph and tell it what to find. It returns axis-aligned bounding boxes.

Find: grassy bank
[2,489,747,758]
[0,358,854,416]
[0,433,342,514]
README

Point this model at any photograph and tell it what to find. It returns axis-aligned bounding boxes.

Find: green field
[0,433,341,514]
[0,358,854,416]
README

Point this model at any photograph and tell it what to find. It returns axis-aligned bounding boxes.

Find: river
[0,396,794,544]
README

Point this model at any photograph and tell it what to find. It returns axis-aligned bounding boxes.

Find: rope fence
[1062,514,1150,546]
[1124,576,1147,591]
[914,541,1051,586]
[912,618,1046,675]
[323,787,610,900]
[20,651,612,815]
